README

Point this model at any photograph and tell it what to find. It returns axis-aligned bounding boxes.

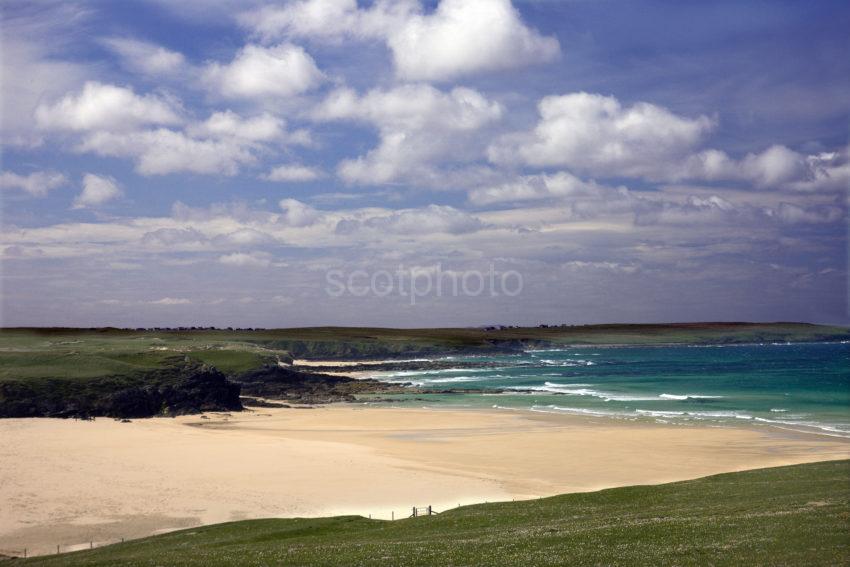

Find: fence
[2,504,450,558]
[0,538,127,559]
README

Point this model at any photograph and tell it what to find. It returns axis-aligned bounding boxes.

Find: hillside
[14,459,850,566]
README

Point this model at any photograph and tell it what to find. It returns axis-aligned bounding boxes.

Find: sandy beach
[1,405,848,556]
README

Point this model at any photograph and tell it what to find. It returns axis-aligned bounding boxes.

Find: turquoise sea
[366,342,850,437]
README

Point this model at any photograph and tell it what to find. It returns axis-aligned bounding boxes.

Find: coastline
[2,404,848,557]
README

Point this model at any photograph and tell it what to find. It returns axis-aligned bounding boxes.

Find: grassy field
[2,322,848,381]
[16,460,850,566]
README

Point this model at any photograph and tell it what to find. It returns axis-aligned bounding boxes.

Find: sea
[363,342,850,438]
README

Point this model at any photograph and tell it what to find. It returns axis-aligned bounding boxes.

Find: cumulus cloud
[771,202,844,224]
[201,43,324,100]
[1,3,90,147]
[262,164,323,182]
[562,261,639,274]
[78,128,255,176]
[279,198,321,226]
[240,0,558,81]
[35,81,183,132]
[218,251,272,268]
[490,91,846,191]
[0,171,67,197]
[101,37,186,75]
[73,173,122,208]
[489,92,715,178]
[148,297,192,305]
[469,171,610,205]
[141,227,208,248]
[66,108,310,177]
[240,0,416,43]
[345,204,486,235]
[314,84,503,184]
[187,110,287,142]
[675,145,810,188]
[213,228,275,247]
[388,0,560,81]
[790,147,850,192]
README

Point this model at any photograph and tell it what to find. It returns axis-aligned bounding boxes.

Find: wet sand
[1,405,848,556]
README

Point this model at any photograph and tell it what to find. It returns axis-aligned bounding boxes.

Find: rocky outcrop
[0,363,242,419]
[235,365,410,405]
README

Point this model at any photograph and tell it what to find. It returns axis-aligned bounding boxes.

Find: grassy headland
[1,322,847,418]
[14,459,850,566]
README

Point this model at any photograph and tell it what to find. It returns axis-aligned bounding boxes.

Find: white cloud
[188,110,285,142]
[214,228,276,247]
[148,297,192,305]
[218,251,272,268]
[469,171,610,205]
[73,173,122,209]
[0,171,67,197]
[101,37,186,75]
[676,145,809,188]
[36,81,183,132]
[109,262,143,270]
[489,92,714,178]
[341,204,486,235]
[240,0,416,43]
[563,261,638,274]
[262,164,324,182]
[69,109,309,177]
[491,91,844,190]
[0,3,90,147]
[202,43,324,100]
[240,0,559,81]
[389,0,560,81]
[141,227,207,248]
[78,128,255,176]
[279,198,321,227]
[789,147,850,192]
[772,202,843,224]
[314,84,502,184]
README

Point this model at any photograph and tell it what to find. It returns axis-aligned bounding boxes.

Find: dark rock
[0,362,242,419]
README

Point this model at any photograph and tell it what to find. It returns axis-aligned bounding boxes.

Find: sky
[1,0,848,328]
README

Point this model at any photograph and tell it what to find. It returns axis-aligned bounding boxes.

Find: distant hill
[2,323,847,418]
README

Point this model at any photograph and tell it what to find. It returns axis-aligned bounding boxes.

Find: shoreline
[2,404,848,557]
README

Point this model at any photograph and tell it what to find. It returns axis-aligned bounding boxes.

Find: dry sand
[1,405,848,556]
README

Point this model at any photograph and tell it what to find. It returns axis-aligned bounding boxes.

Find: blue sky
[1,0,848,327]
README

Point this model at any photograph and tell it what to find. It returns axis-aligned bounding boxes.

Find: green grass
[183,350,276,375]
[20,460,850,566]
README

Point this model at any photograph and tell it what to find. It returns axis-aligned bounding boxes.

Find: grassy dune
[18,460,850,566]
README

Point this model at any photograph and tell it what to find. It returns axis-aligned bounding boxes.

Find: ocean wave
[658,393,724,401]
[506,382,659,401]
[538,359,596,367]
[418,376,490,384]
[527,405,850,438]
[383,367,499,378]
[530,404,630,418]
[636,409,749,419]
[752,417,850,438]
